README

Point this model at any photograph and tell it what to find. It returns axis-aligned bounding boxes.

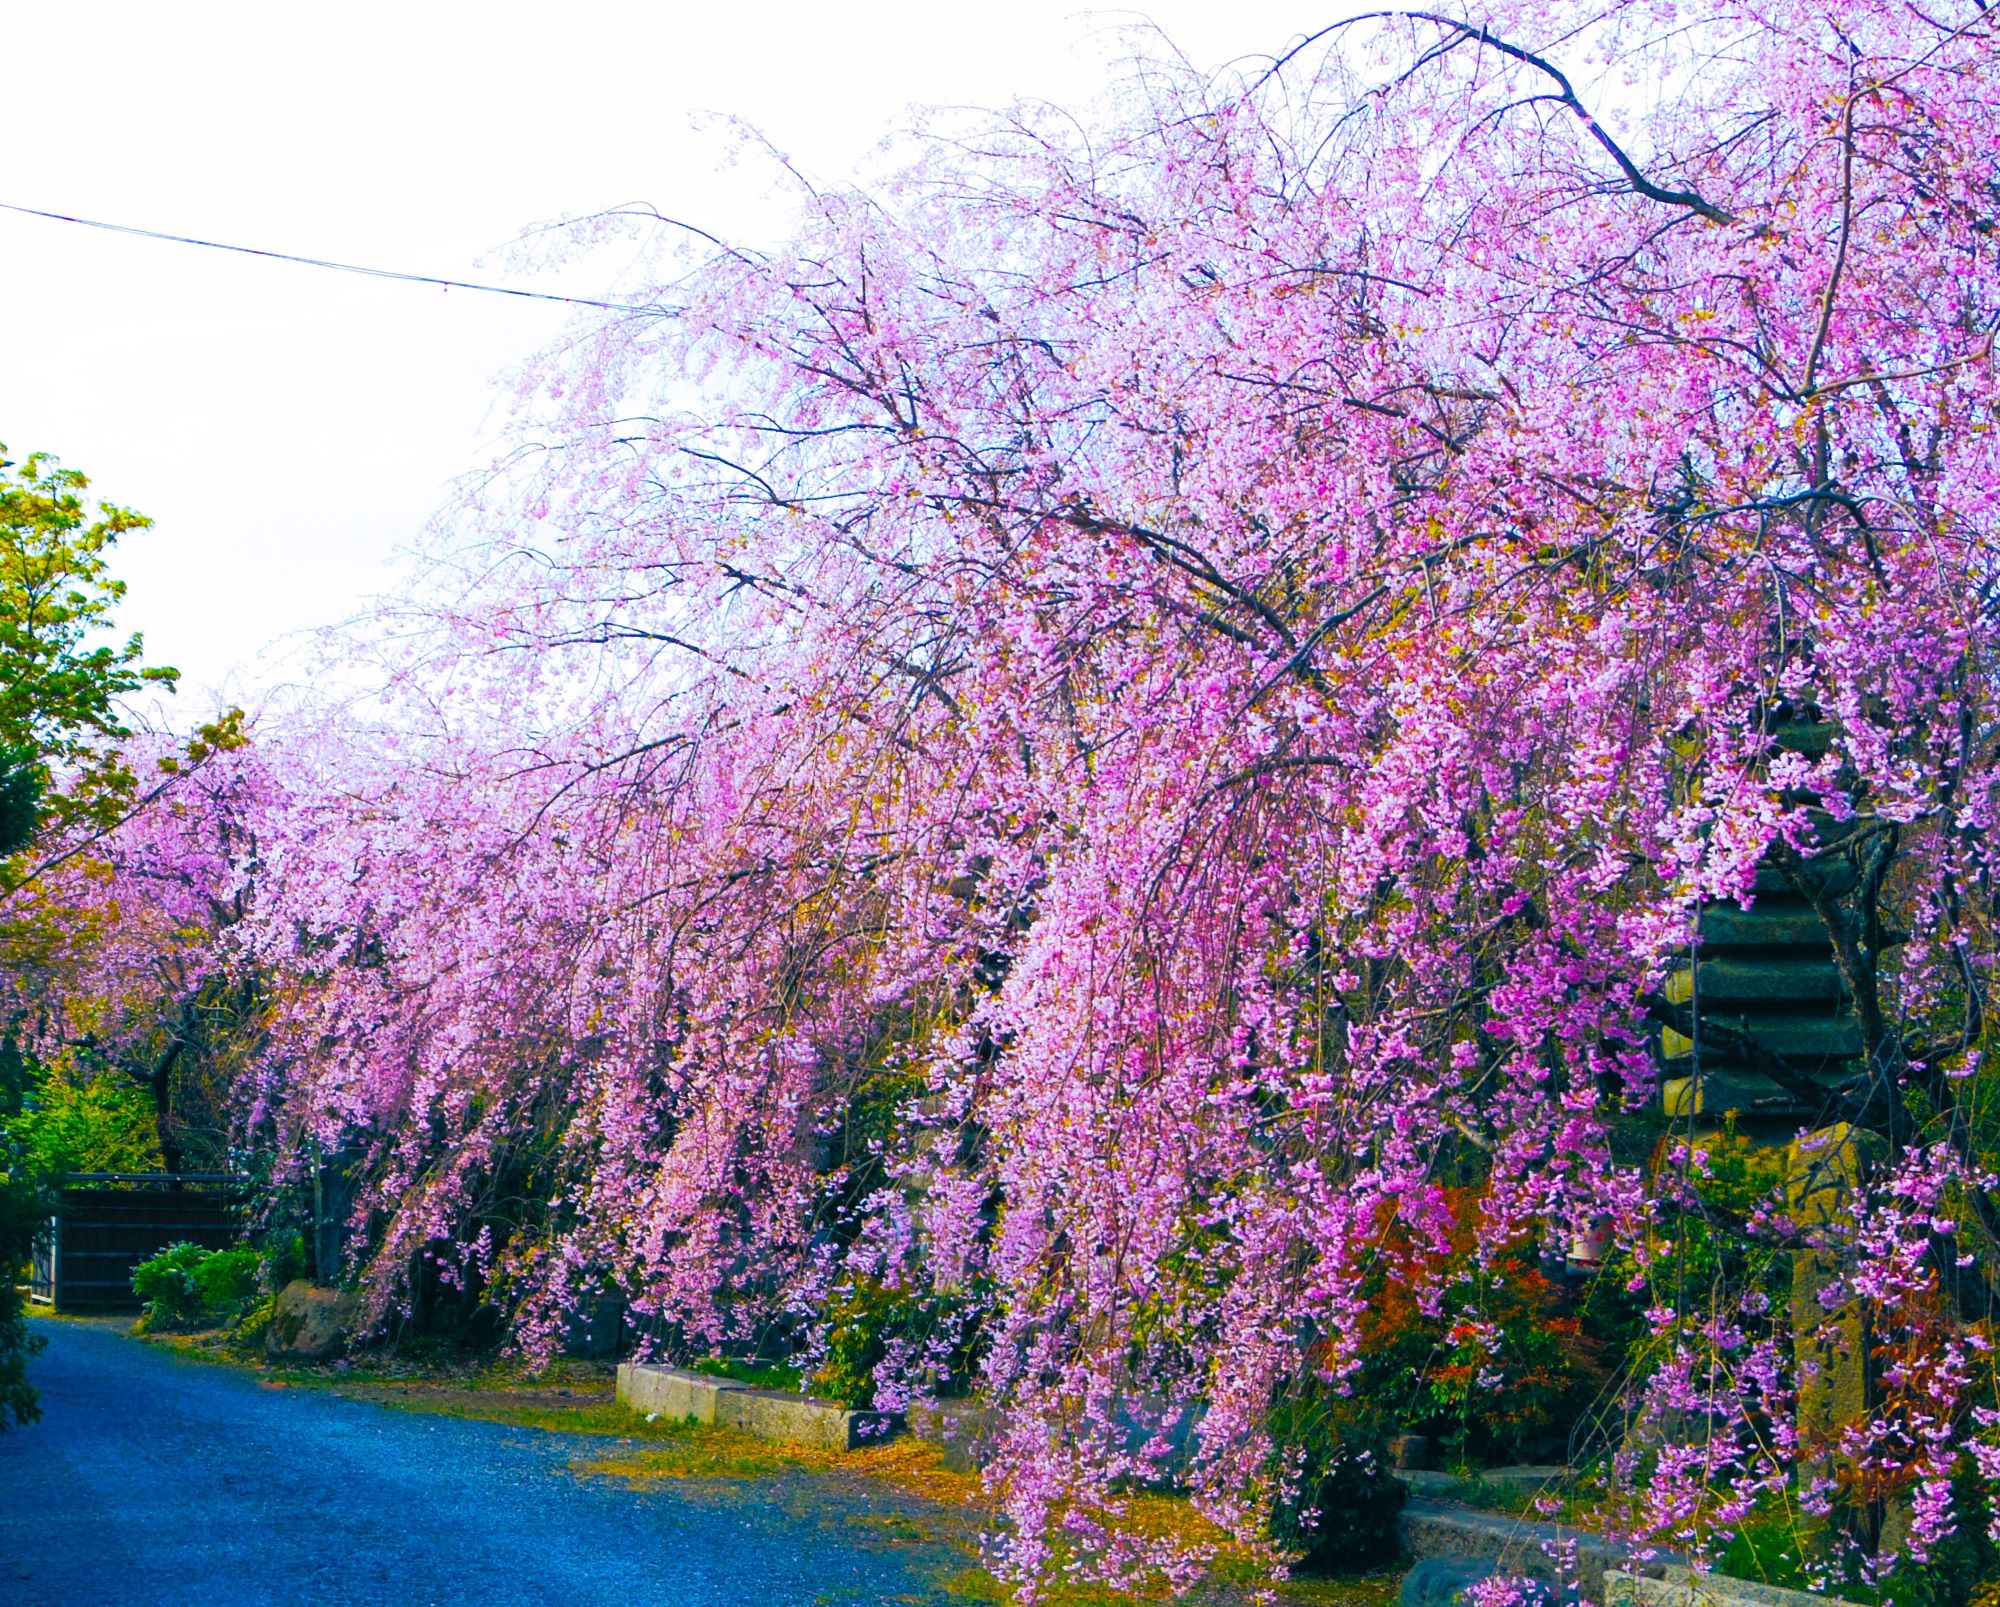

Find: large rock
[266,1281,361,1362]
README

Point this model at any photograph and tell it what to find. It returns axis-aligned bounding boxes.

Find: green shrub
[1267,1394,1407,1572]
[260,1233,306,1291]
[0,1046,46,1429]
[809,1275,984,1407]
[229,1294,278,1355]
[194,1245,261,1311]
[0,1162,46,1429]
[132,1241,211,1329]
[133,1240,276,1330]
[691,1355,802,1392]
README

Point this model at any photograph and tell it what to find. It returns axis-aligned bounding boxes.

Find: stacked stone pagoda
[1659,717,1862,1131]
[1655,710,1890,1545]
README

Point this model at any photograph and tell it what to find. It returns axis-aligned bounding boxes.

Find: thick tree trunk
[148,1039,186,1177]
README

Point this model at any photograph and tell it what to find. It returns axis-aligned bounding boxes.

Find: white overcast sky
[0,1,1332,716]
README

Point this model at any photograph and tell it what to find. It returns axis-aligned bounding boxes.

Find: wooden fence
[28,1174,243,1313]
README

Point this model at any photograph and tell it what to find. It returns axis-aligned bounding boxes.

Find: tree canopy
[25,0,2000,1593]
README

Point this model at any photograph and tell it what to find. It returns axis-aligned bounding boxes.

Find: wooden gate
[28,1173,243,1313]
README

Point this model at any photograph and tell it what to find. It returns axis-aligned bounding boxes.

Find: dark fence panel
[29,1174,243,1313]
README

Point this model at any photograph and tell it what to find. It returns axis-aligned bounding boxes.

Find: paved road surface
[0,1318,965,1606]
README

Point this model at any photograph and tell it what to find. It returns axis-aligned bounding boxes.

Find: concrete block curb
[1399,1500,1658,1598]
[1605,1567,1843,1607]
[616,1362,745,1424]
[616,1363,900,1452]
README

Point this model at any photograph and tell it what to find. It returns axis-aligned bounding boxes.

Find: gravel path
[0,1318,967,1606]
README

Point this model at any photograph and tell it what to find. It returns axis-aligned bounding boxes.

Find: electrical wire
[0,200,656,313]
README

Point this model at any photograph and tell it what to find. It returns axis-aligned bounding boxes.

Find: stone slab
[1660,1016,1861,1062]
[1605,1566,1841,1607]
[617,1362,900,1450]
[716,1386,901,1452]
[1660,1071,1827,1120]
[1697,909,1833,950]
[1401,1467,1570,1503]
[1399,1500,1656,1598]
[1752,861,1855,897]
[616,1362,745,1425]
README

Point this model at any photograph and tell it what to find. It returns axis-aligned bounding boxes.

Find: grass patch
[689,1354,804,1392]
[581,1438,821,1482]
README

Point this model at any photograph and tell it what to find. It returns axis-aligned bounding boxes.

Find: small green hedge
[132,1241,276,1331]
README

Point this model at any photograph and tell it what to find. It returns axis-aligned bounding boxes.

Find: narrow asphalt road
[0,1318,967,1606]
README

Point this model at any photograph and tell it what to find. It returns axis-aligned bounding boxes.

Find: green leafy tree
[0,446,177,874]
[0,448,176,755]
[0,1036,45,1427]
[0,443,179,1429]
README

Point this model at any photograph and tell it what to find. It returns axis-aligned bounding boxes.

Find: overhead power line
[0,200,654,313]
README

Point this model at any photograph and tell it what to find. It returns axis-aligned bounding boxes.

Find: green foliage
[132,1238,292,1331]
[691,1354,803,1392]
[0,445,182,1430]
[1266,1394,1407,1571]
[7,1061,162,1177]
[809,1275,983,1407]
[1870,1474,2000,1607]
[1352,1186,1621,1468]
[0,447,176,776]
[0,1035,44,1429]
[0,1152,46,1430]
[194,1245,262,1310]
[229,1294,279,1354]
[0,745,37,856]
[0,1034,26,1121]
[132,1241,212,1329]
[262,1232,307,1291]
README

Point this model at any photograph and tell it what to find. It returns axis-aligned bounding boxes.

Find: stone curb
[615,1363,900,1453]
[1605,1566,1841,1607]
[1399,1499,1661,1598]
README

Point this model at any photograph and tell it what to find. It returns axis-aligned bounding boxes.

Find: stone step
[1664,958,1845,1005]
[1661,1015,1862,1062]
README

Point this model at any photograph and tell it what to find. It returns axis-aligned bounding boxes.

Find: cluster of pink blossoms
[26,0,2000,1595]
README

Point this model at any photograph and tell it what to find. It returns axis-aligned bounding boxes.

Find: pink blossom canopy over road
[48,0,2000,1593]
